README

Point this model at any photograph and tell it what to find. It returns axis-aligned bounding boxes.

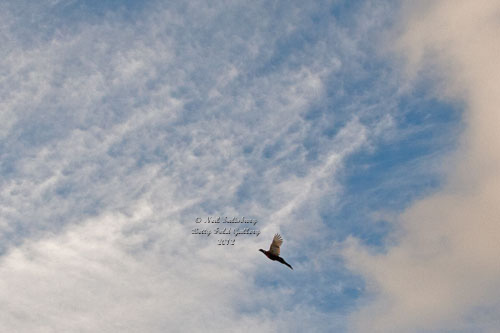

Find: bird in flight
[259,234,293,270]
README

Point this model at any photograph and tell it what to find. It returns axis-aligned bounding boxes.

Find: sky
[0,0,499,332]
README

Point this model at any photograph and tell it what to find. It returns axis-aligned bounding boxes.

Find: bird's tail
[278,257,293,270]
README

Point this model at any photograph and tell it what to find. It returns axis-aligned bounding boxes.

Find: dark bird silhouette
[259,234,293,270]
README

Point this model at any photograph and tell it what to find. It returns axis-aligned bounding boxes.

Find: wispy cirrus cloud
[1,0,471,331]
[0,0,405,331]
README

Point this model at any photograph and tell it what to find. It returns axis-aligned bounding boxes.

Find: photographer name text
[191,216,260,245]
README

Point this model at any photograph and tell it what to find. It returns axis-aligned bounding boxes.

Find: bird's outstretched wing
[269,234,283,256]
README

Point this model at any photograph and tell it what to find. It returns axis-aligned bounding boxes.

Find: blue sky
[1,0,499,332]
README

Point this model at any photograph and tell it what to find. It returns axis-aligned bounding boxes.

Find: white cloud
[345,1,500,332]
[0,0,400,331]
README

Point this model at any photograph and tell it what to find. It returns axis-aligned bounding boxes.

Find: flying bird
[259,234,293,270]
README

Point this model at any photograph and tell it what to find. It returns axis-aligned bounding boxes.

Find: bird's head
[258,249,265,254]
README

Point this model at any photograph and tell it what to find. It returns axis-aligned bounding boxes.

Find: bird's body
[259,234,293,270]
